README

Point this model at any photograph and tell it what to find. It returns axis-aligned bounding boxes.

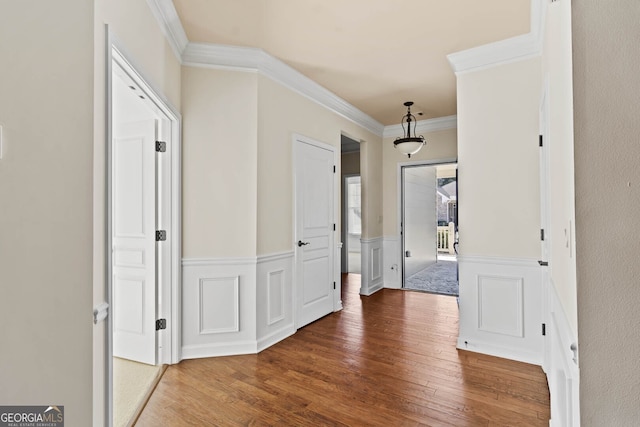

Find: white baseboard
[182,341,258,359]
[457,337,541,365]
[257,324,296,352]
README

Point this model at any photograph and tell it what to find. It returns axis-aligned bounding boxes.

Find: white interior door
[295,138,335,328]
[112,119,158,365]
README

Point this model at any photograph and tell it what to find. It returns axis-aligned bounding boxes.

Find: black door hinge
[541,229,545,241]
[333,165,336,173]
[156,141,167,152]
[156,318,167,331]
[539,135,543,147]
[333,223,336,231]
[333,281,336,290]
[156,230,167,241]
[542,323,546,336]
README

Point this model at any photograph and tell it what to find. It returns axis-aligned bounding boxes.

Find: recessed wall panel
[199,277,240,334]
[267,270,285,325]
[477,275,523,337]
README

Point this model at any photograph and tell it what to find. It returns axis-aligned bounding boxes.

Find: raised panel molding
[477,275,523,337]
[361,237,384,296]
[457,256,542,365]
[267,270,285,326]
[199,277,240,334]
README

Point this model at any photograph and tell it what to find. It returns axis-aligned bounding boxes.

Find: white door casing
[294,136,336,329]
[112,119,158,365]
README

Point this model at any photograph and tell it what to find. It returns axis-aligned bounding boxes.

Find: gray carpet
[405,261,459,296]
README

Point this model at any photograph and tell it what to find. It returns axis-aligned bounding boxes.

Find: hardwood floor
[136,274,549,426]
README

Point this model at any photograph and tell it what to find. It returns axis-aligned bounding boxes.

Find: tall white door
[112,119,158,365]
[295,137,335,329]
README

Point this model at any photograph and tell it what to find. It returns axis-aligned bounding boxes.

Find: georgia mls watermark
[0,406,64,427]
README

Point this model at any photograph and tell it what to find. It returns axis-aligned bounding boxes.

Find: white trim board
[183,43,385,136]
[447,0,546,74]
[144,0,462,138]
[145,0,188,60]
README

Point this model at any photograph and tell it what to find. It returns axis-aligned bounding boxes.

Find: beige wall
[0,2,95,425]
[180,71,381,258]
[181,67,258,258]
[456,58,541,259]
[256,75,382,254]
[382,128,457,236]
[543,0,578,337]
[573,1,640,424]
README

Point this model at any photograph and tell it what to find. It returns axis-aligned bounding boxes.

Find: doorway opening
[107,46,181,427]
[344,175,362,274]
[340,134,361,278]
[401,163,458,296]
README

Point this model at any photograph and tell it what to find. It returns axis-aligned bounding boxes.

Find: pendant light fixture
[394,101,425,158]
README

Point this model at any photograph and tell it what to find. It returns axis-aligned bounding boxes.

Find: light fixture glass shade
[394,137,425,157]
[394,101,426,158]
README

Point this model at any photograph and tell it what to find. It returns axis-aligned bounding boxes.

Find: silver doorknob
[298,240,310,247]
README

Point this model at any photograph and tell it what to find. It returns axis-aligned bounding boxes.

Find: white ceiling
[172,0,530,125]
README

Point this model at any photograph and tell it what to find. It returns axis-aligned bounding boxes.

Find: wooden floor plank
[136,274,549,426]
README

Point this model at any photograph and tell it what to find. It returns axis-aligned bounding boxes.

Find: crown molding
[447,0,546,74]
[183,43,386,136]
[146,0,189,60]
[383,115,457,139]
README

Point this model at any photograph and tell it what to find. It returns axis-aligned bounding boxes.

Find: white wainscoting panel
[546,278,580,427]
[267,270,285,325]
[477,275,523,337]
[457,256,543,365]
[383,236,401,289]
[182,258,257,358]
[256,251,295,352]
[360,237,384,295]
[199,277,239,334]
